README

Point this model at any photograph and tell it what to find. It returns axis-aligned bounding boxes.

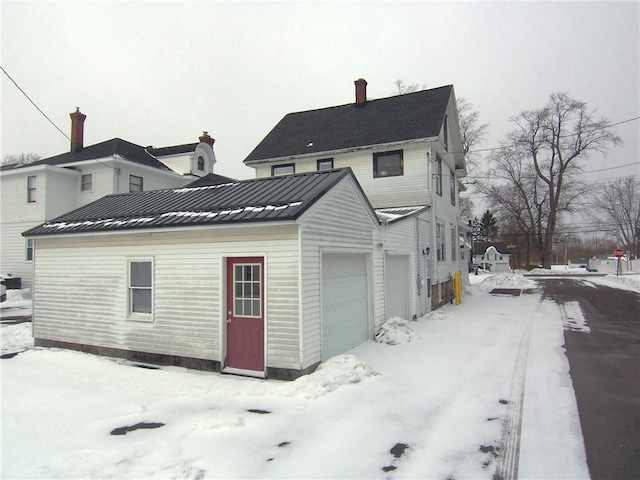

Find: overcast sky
[2,1,638,185]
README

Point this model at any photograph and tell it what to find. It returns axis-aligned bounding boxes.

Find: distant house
[1,108,223,289]
[473,242,512,272]
[568,257,588,268]
[26,79,472,379]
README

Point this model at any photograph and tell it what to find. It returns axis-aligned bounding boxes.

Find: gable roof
[1,138,177,173]
[244,85,453,164]
[23,169,361,237]
[184,173,237,188]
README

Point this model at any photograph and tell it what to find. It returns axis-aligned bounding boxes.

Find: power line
[1,65,70,142]
[462,116,640,156]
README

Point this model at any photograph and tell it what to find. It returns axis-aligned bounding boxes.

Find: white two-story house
[22,80,471,380]
[244,79,470,310]
[0,108,222,289]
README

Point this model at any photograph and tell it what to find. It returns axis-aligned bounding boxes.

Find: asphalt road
[535,277,640,480]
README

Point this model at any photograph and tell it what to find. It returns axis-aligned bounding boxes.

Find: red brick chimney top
[199,131,215,148]
[69,107,86,153]
[354,78,368,105]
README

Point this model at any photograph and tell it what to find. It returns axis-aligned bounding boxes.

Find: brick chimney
[199,131,215,148]
[69,107,86,153]
[354,78,368,105]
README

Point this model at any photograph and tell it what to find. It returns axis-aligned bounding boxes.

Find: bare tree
[393,80,426,95]
[2,153,41,166]
[479,92,622,268]
[589,177,640,257]
[456,98,488,173]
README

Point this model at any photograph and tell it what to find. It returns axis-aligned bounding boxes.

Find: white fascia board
[0,163,80,177]
[25,220,299,240]
[245,137,439,166]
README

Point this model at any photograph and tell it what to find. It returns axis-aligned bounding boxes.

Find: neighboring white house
[0,108,225,289]
[472,242,512,273]
[25,80,471,379]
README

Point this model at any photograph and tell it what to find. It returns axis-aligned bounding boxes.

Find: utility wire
[1,65,71,142]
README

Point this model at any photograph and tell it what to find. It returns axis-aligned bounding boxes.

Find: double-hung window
[27,176,37,203]
[434,157,443,196]
[26,239,34,261]
[129,175,143,193]
[436,222,446,262]
[81,174,93,192]
[128,259,153,320]
[373,150,403,178]
[450,168,456,205]
[451,228,457,261]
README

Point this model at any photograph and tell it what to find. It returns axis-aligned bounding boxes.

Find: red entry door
[226,257,265,371]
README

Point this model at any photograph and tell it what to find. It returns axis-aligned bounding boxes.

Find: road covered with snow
[1,272,638,479]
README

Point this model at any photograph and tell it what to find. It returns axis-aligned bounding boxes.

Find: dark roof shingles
[244,85,452,163]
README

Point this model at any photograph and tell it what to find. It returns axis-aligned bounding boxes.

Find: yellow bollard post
[454,271,462,304]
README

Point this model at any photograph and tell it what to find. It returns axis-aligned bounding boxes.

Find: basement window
[373,150,403,178]
[127,259,153,321]
[272,164,295,176]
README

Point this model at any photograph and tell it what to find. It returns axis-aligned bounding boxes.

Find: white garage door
[385,255,411,321]
[322,254,369,359]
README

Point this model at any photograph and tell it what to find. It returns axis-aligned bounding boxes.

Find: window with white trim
[129,175,143,193]
[435,157,443,196]
[197,156,205,171]
[450,168,456,205]
[451,228,457,261]
[81,174,93,192]
[127,259,153,320]
[443,115,449,151]
[27,175,37,203]
[436,222,446,262]
[26,238,34,261]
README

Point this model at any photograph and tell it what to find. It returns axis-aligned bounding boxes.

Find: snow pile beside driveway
[285,354,378,399]
[375,316,412,345]
[467,272,537,294]
[0,322,33,355]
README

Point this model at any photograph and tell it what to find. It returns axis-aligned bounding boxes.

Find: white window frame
[435,157,443,196]
[451,227,457,261]
[127,258,154,322]
[26,238,34,262]
[436,222,446,262]
[450,168,456,205]
[27,175,37,203]
[197,155,205,171]
[80,173,93,192]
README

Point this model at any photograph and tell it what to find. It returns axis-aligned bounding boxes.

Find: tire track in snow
[493,297,544,480]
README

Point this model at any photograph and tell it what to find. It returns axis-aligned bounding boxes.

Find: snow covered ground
[1,272,638,479]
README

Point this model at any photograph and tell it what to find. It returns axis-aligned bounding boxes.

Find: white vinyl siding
[32,226,300,368]
[252,143,434,209]
[299,176,378,368]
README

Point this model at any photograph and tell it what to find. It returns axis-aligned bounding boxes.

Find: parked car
[1,276,6,302]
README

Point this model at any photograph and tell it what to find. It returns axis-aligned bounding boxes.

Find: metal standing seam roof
[244,85,453,163]
[23,169,356,237]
